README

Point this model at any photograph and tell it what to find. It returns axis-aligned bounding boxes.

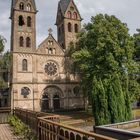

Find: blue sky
[0,0,140,51]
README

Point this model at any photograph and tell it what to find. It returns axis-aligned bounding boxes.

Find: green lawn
[132,108,140,119]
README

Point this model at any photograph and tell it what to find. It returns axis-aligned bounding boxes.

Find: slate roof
[56,0,82,24]
[59,0,71,15]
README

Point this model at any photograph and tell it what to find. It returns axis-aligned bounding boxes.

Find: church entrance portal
[41,86,63,112]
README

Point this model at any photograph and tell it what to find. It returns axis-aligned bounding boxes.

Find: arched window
[19,15,24,26]
[21,87,30,98]
[48,48,53,54]
[27,16,31,27]
[19,2,24,10]
[48,40,53,45]
[53,48,56,54]
[68,23,72,32]
[27,4,31,11]
[67,11,72,18]
[73,12,78,19]
[22,59,28,71]
[74,24,78,33]
[26,37,31,47]
[19,36,24,47]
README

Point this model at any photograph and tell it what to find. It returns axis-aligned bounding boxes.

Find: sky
[0,0,140,51]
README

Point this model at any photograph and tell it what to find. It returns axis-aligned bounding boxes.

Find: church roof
[59,0,71,15]
[37,32,64,55]
[56,0,82,24]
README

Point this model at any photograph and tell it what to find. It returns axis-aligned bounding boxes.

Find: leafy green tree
[0,35,6,53]
[133,29,140,60]
[0,36,10,89]
[1,51,11,70]
[72,14,137,125]
[132,29,140,103]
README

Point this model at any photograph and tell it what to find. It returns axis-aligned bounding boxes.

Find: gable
[56,0,82,24]
[65,0,82,20]
[37,34,64,56]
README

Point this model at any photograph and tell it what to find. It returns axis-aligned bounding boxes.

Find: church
[10,0,85,111]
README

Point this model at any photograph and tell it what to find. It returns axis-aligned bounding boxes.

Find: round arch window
[21,87,30,98]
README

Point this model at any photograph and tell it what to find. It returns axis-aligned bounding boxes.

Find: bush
[8,115,37,140]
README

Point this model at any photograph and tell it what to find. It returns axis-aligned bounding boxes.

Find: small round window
[21,87,30,98]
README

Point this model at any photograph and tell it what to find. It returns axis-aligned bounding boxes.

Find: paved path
[0,124,22,140]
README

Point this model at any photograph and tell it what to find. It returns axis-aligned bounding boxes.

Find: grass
[53,110,95,127]
[132,108,140,119]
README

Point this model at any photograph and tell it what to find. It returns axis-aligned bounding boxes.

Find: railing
[0,107,11,124]
[14,108,116,140]
[38,117,116,140]
[14,108,60,133]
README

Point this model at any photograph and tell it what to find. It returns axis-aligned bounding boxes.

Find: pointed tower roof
[56,0,82,25]
[59,0,71,15]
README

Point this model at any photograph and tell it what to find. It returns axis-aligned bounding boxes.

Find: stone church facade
[10,0,85,111]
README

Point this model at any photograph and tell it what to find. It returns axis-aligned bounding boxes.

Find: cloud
[75,0,140,34]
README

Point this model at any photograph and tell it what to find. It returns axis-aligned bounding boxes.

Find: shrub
[8,115,37,140]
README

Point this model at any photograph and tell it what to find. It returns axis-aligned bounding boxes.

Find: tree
[1,51,11,70]
[131,28,140,105]
[72,14,137,125]
[0,35,6,53]
[133,29,140,60]
[0,36,10,89]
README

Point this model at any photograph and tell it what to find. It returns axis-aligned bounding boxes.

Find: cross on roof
[48,28,53,35]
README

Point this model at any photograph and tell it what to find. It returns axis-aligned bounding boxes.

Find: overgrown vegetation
[8,115,37,140]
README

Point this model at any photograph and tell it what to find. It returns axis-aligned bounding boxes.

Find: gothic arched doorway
[53,95,60,110]
[41,86,63,112]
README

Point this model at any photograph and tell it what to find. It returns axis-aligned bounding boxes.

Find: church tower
[10,0,37,52]
[10,0,37,109]
[56,0,82,49]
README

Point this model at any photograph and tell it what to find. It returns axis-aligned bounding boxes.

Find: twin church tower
[10,0,84,111]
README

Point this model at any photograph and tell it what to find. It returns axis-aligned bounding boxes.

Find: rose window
[44,62,57,76]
